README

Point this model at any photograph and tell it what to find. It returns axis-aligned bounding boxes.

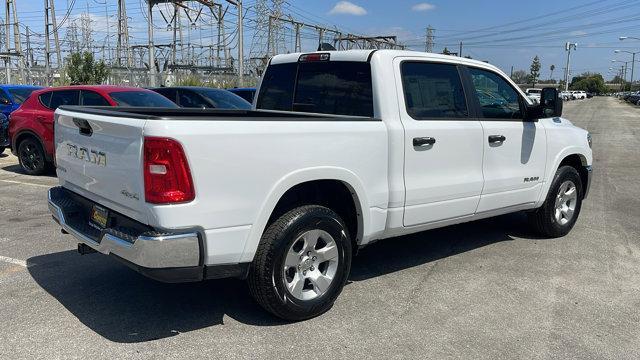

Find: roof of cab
[270,49,505,75]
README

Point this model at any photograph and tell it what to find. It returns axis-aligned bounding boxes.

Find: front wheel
[248,205,352,320]
[529,166,583,238]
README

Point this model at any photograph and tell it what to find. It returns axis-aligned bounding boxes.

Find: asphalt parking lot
[1,96,639,359]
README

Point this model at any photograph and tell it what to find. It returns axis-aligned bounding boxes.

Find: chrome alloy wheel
[283,229,339,301]
[554,180,578,225]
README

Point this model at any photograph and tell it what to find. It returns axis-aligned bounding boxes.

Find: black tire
[0,146,5,154]
[529,166,583,238]
[17,137,49,175]
[248,205,352,321]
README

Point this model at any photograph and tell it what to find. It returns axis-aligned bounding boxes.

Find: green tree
[511,69,529,84]
[611,75,624,84]
[529,55,541,87]
[441,47,452,55]
[569,72,607,94]
[65,52,109,85]
[549,64,555,80]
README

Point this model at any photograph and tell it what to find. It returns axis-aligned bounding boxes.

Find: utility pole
[631,52,636,89]
[564,42,577,91]
[10,0,23,82]
[44,0,51,85]
[267,15,273,57]
[117,0,132,67]
[317,27,325,48]
[4,0,11,83]
[237,0,244,86]
[171,2,178,65]
[25,25,31,82]
[294,22,301,52]
[105,0,110,63]
[459,41,463,57]
[147,0,157,86]
[425,25,434,53]
[44,0,62,85]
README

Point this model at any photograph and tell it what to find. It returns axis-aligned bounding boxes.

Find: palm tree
[550,64,556,81]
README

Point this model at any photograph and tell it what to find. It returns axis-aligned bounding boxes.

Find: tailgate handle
[72,118,93,137]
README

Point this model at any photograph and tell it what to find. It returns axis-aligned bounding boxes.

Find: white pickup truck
[49,50,592,320]
[525,88,542,103]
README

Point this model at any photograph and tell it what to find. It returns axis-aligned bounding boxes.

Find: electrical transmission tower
[80,12,94,54]
[65,20,80,53]
[44,0,62,85]
[116,0,132,67]
[2,0,24,83]
[248,0,284,75]
[425,25,434,53]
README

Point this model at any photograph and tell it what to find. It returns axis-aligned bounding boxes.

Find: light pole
[612,59,629,90]
[613,47,640,87]
[564,42,577,91]
[616,36,640,87]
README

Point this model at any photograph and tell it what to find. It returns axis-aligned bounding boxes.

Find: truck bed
[58,106,380,122]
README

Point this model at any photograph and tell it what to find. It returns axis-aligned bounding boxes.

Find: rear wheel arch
[266,179,363,252]
[13,130,44,153]
[239,168,373,264]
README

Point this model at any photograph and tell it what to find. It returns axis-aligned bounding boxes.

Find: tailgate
[54,108,149,224]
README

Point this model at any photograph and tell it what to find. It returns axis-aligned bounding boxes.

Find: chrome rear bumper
[48,186,202,280]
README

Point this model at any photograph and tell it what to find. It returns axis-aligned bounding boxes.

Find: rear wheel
[248,205,352,320]
[529,166,583,237]
[18,137,49,175]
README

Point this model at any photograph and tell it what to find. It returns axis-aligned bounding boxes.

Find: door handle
[488,135,506,143]
[413,137,436,147]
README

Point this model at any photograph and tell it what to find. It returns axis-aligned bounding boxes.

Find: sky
[16,0,640,81]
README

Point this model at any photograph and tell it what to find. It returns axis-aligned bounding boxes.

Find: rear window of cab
[256,61,374,117]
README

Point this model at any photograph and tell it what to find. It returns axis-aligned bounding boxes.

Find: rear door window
[178,90,211,108]
[257,60,373,117]
[80,90,110,106]
[153,88,178,104]
[108,91,178,107]
[39,92,52,108]
[400,62,468,119]
[49,90,80,110]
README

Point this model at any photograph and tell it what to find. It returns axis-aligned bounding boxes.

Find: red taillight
[143,137,195,204]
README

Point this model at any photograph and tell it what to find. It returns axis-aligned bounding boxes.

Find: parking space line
[0,255,28,267]
[0,179,51,188]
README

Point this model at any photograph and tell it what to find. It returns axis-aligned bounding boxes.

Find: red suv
[9,85,177,175]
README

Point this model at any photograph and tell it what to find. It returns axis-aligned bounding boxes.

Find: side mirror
[540,87,562,118]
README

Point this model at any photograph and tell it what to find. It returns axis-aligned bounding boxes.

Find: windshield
[201,89,251,109]
[108,91,178,107]
[7,87,41,104]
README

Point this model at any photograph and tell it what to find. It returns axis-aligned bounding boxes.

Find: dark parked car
[151,86,252,109]
[0,113,8,154]
[0,85,44,118]
[227,87,256,103]
[9,85,177,175]
[627,93,640,105]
